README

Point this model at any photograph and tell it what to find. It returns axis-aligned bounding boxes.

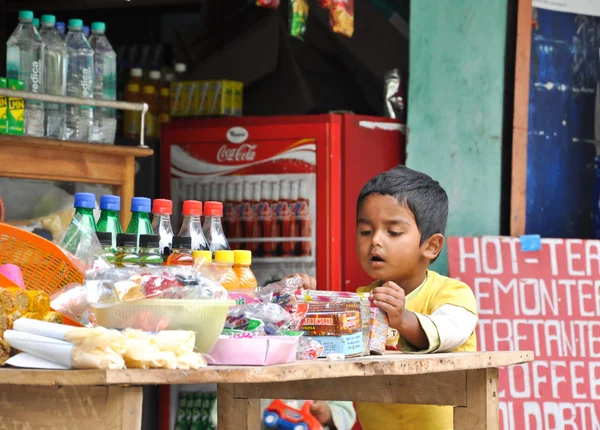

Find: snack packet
[256,0,280,8]
[296,336,324,360]
[386,327,400,351]
[369,307,389,354]
[290,0,309,40]
[330,0,354,37]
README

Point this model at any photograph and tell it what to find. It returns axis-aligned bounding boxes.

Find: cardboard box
[208,336,298,366]
[7,79,24,136]
[0,77,7,134]
[302,311,361,336]
[307,332,363,358]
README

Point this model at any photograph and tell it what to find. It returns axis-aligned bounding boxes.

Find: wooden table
[0,351,532,430]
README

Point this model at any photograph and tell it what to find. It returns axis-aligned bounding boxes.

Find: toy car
[263,399,323,430]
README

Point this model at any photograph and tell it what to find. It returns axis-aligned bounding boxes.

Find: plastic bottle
[55,22,66,40]
[178,200,209,251]
[151,199,174,262]
[6,10,45,137]
[167,236,194,266]
[170,63,187,117]
[83,25,90,38]
[33,18,40,30]
[125,197,153,246]
[203,201,230,254]
[223,182,242,250]
[260,181,276,257]
[39,14,67,140]
[65,18,94,142]
[115,233,139,267]
[62,192,97,255]
[270,181,282,256]
[213,250,240,291]
[96,231,115,265]
[193,250,214,278]
[88,22,117,144]
[241,182,259,254]
[96,195,122,248]
[142,70,160,138]
[159,72,172,124]
[297,180,312,257]
[279,180,296,257]
[139,234,163,268]
[124,67,142,139]
[233,250,257,290]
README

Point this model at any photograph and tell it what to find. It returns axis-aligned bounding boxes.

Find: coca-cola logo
[226,126,249,144]
[217,143,257,162]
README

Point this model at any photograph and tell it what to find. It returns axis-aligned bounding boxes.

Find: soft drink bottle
[142,70,160,138]
[241,182,259,254]
[88,22,117,144]
[39,14,67,140]
[203,202,230,254]
[62,192,97,255]
[6,10,45,137]
[233,250,257,290]
[65,19,94,142]
[167,236,194,266]
[159,72,173,124]
[213,250,240,291]
[124,68,143,139]
[125,197,153,246]
[269,181,282,256]
[151,199,174,262]
[178,200,209,251]
[96,195,122,248]
[297,180,312,257]
[224,182,242,250]
[260,181,276,257]
[279,180,297,257]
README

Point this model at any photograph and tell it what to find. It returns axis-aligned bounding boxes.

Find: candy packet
[369,307,389,354]
[330,0,354,37]
[289,0,309,40]
[256,0,280,8]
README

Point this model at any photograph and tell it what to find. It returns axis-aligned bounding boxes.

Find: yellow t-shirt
[355,270,478,430]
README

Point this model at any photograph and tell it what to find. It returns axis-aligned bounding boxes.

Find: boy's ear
[422,233,445,260]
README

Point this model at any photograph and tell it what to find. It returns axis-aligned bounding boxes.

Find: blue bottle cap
[74,192,96,209]
[83,25,90,37]
[55,21,66,33]
[100,195,121,211]
[131,197,151,213]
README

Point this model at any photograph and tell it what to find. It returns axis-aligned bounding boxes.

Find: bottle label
[81,68,92,98]
[30,61,41,93]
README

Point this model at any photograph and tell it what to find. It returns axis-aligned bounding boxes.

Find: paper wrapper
[7,352,69,370]
[3,330,74,368]
[13,318,73,340]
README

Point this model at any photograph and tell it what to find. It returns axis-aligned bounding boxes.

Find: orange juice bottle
[213,250,240,290]
[166,236,194,266]
[233,250,257,290]
[193,250,215,278]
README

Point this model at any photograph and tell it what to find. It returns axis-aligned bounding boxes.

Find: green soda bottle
[96,195,122,248]
[125,197,153,246]
[62,192,97,254]
[96,231,115,265]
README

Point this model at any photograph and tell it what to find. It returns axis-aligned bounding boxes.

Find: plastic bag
[289,0,309,40]
[330,0,354,37]
[50,282,96,327]
[224,303,292,335]
[58,212,110,272]
[384,68,405,120]
[257,275,303,306]
[296,335,324,360]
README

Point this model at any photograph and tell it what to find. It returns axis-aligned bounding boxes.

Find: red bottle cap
[182,200,203,216]
[204,201,223,216]
[152,199,173,215]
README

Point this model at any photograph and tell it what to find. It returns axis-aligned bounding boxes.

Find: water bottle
[88,22,116,144]
[83,25,90,38]
[55,22,66,40]
[33,18,40,30]
[6,10,45,137]
[39,15,66,140]
[65,19,93,142]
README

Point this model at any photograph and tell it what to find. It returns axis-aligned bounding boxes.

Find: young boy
[296,165,478,430]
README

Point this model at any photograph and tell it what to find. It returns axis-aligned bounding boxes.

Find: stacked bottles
[96,194,122,248]
[178,200,209,251]
[125,197,153,246]
[151,199,174,262]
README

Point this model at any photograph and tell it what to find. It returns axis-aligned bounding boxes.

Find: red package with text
[369,307,388,354]
[256,0,280,9]
[330,0,354,37]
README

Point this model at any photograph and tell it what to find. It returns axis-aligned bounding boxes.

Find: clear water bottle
[65,18,94,142]
[88,22,116,144]
[6,10,45,137]
[39,15,66,140]
[55,22,66,40]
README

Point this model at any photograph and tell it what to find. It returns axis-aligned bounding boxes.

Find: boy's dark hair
[357,165,449,244]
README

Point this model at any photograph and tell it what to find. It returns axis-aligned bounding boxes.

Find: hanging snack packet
[330,0,354,37]
[256,0,280,8]
[290,0,309,40]
[316,0,332,8]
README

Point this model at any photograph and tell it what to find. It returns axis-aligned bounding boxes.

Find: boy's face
[356,194,435,287]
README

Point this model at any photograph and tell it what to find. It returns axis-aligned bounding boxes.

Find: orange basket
[0,223,84,295]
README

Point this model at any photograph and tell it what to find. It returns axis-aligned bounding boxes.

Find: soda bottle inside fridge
[258,181,276,257]
[296,179,312,257]
[279,180,296,257]
[223,181,242,250]
[240,182,259,254]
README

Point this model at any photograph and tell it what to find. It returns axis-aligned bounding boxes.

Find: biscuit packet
[256,0,280,8]
[290,0,309,40]
[330,0,354,37]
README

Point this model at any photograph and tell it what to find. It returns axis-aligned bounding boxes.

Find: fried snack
[21,312,42,320]
[7,311,21,328]
[0,288,16,313]
[26,290,50,315]
[290,0,309,40]
[6,287,29,313]
[43,311,64,324]
[330,0,354,37]
[0,338,10,366]
[0,314,9,337]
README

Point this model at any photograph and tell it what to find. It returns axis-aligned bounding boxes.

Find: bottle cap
[91,22,105,32]
[204,201,223,217]
[164,72,174,82]
[131,197,151,213]
[234,250,252,266]
[96,232,112,246]
[83,25,90,36]
[214,250,234,264]
[19,11,34,20]
[131,68,143,78]
[139,234,160,248]
[149,70,161,80]
[74,192,96,209]
[152,199,172,215]
[193,250,212,263]
[55,22,66,33]
[117,233,137,247]
[68,19,83,29]
[33,18,39,28]
[100,195,120,211]
[174,63,187,73]
[172,236,192,250]
[41,15,56,25]
[182,200,203,216]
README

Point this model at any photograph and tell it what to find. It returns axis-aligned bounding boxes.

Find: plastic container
[94,298,235,353]
[213,250,239,291]
[151,199,174,262]
[124,67,143,139]
[96,231,115,265]
[115,233,139,267]
[167,236,194,266]
[179,200,209,251]
[233,250,257,290]
[97,195,122,248]
[203,201,230,254]
[125,197,153,246]
[139,234,163,268]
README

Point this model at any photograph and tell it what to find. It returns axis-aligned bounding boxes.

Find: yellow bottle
[193,250,215,278]
[233,250,258,290]
[213,250,240,291]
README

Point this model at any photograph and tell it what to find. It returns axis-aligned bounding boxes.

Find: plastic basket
[94,299,236,354]
[0,223,84,294]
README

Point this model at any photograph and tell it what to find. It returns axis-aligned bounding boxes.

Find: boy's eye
[359,230,372,236]
[389,231,402,237]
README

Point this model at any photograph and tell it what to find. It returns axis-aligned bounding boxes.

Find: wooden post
[453,368,499,430]
[217,384,261,430]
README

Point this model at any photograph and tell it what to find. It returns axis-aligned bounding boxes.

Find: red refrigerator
[161,114,405,292]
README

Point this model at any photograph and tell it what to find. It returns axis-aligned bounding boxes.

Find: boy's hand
[309,401,334,427]
[370,281,406,329]
[287,273,317,290]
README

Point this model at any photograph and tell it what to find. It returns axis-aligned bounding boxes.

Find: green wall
[407,0,508,275]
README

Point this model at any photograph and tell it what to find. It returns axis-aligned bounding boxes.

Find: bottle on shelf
[125,197,153,246]
[96,195,122,248]
[223,182,241,249]
[233,250,257,290]
[279,180,296,257]
[241,182,259,254]
[6,10,45,137]
[151,199,174,263]
[62,192,97,255]
[124,67,143,139]
[167,236,194,266]
[33,18,40,30]
[88,22,117,144]
[297,180,312,257]
[259,181,276,257]
[82,25,90,38]
[65,18,94,142]
[178,200,209,251]
[159,72,173,124]
[139,234,163,268]
[213,250,240,291]
[142,70,160,138]
[55,21,66,40]
[115,233,139,267]
[203,201,230,254]
[96,231,115,265]
[269,181,282,256]
[39,14,67,140]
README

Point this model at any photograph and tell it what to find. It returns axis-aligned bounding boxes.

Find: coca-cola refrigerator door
[161,116,337,289]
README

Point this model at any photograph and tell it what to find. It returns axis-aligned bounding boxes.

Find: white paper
[3,330,74,369]
[533,0,600,16]
[13,318,73,340]
[6,352,70,370]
